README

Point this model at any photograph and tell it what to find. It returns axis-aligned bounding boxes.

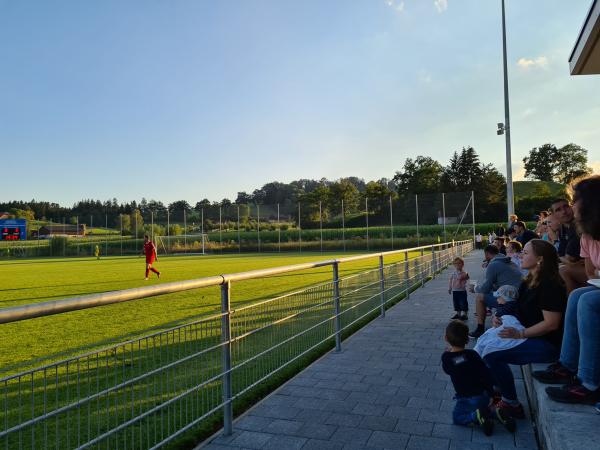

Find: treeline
[3,144,589,228]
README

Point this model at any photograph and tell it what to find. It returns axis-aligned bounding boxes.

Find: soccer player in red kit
[143,234,161,280]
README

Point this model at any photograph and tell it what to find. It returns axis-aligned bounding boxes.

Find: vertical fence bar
[236,206,240,253]
[341,199,346,252]
[219,207,222,253]
[120,215,123,256]
[183,210,187,253]
[431,246,436,277]
[76,216,79,256]
[319,201,323,253]
[220,281,233,435]
[277,203,281,252]
[420,248,425,286]
[167,209,170,253]
[415,194,420,246]
[379,255,385,317]
[333,262,341,352]
[151,211,154,242]
[365,198,369,251]
[389,196,394,250]
[442,193,447,243]
[298,203,302,253]
[105,214,108,257]
[257,204,261,253]
[63,217,66,256]
[135,212,138,254]
[471,191,476,244]
[404,250,410,299]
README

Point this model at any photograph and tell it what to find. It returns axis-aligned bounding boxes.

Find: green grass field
[0,251,412,377]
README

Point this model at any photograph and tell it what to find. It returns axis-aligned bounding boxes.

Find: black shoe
[451,313,461,320]
[532,362,575,385]
[460,313,468,321]
[469,326,484,339]
[475,408,494,436]
[546,381,600,405]
[494,407,516,433]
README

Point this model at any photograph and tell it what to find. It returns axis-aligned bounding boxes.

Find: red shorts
[146,256,155,265]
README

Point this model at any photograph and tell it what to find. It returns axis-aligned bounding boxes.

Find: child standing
[442,321,516,435]
[449,257,469,320]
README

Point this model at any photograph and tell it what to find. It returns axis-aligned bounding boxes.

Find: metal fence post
[379,255,385,317]
[221,281,233,435]
[432,247,436,277]
[420,248,425,286]
[333,262,342,352]
[404,251,410,299]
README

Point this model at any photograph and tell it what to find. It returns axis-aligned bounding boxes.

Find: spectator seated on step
[468,245,522,339]
[532,175,600,406]
[513,221,539,247]
[552,198,587,294]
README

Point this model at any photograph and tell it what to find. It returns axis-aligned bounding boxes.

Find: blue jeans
[560,286,600,391]
[483,293,499,308]
[453,394,490,425]
[452,291,468,311]
[483,338,559,401]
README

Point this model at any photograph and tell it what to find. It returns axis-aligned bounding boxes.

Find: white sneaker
[144,277,149,281]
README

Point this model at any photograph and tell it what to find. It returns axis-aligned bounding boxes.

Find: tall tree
[328,179,359,213]
[392,156,443,195]
[555,143,592,184]
[523,144,558,182]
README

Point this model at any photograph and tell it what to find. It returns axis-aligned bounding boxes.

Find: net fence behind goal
[155,234,208,255]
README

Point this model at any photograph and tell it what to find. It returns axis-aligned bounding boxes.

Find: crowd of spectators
[442,174,600,436]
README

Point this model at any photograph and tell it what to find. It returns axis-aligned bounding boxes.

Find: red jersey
[144,241,157,261]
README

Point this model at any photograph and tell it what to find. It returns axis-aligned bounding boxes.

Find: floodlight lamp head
[497,129,504,135]
[497,123,504,129]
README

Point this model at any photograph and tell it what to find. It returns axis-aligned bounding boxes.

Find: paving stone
[330,426,373,444]
[394,419,434,436]
[322,399,359,413]
[385,405,421,420]
[406,434,451,450]
[449,440,493,450]
[295,409,331,423]
[432,423,473,442]
[358,415,398,432]
[249,404,301,419]
[352,402,387,416]
[373,393,409,406]
[407,396,442,410]
[301,439,344,450]
[235,415,273,432]
[417,408,454,424]
[325,412,364,427]
[367,430,410,448]
[264,419,304,434]
[229,431,273,449]
[262,435,307,450]
[292,422,337,440]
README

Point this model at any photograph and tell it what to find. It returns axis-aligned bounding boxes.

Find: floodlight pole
[501,0,515,220]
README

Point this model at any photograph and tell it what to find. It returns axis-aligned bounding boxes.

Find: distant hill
[514,181,565,199]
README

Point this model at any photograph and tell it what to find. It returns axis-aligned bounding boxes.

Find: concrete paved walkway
[202,251,538,450]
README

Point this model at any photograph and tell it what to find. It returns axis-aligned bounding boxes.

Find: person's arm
[448,275,452,294]
[499,310,562,339]
[585,257,597,279]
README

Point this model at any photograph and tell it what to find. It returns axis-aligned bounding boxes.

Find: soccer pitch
[0,251,410,377]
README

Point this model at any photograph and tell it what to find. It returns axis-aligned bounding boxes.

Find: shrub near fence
[0,241,472,449]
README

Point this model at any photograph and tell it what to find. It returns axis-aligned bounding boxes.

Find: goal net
[155,234,208,255]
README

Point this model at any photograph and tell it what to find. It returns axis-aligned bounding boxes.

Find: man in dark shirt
[513,221,538,247]
[442,321,515,434]
[493,237,507,255]
[551,198,586,293]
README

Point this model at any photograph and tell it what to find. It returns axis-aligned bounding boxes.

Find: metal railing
[0,240,472,449]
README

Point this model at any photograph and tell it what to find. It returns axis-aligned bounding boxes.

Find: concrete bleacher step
[523,364,598,450]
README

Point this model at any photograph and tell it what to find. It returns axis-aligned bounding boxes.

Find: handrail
[0,240,469,324]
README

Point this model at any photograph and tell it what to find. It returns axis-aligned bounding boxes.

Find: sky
[1,0,599,206]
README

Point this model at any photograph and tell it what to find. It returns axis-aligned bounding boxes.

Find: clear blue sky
[1,0,598,205]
